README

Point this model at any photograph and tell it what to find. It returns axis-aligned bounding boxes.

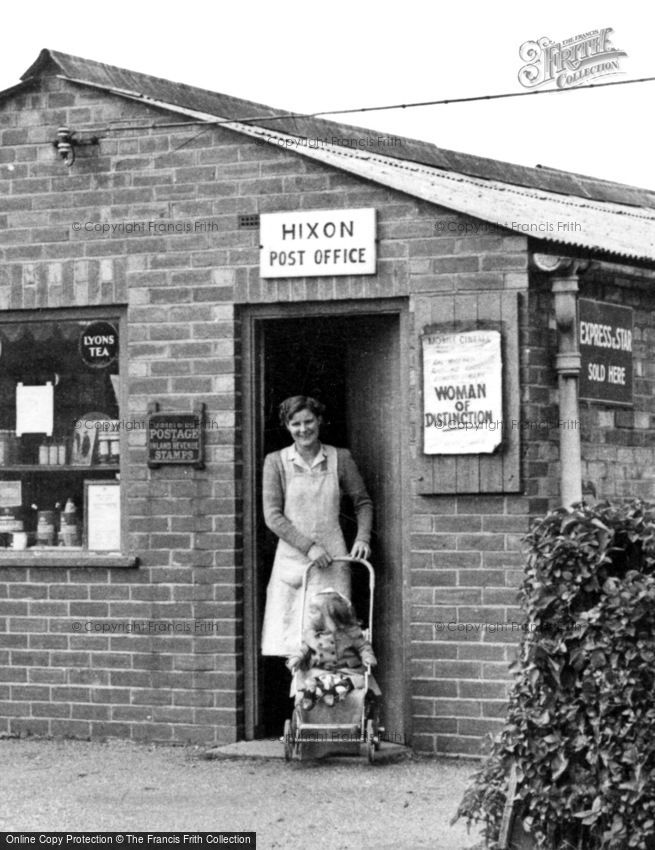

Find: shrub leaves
[454,500,655,850]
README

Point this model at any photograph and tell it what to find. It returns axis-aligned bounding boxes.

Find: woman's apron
[261,444,350,656]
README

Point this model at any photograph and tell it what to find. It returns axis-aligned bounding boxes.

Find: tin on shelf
[0,430,19,465]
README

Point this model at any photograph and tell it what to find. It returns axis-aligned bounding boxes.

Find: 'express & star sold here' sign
[579,298,633,405]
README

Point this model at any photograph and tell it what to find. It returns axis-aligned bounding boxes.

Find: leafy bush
[455,500,655,850]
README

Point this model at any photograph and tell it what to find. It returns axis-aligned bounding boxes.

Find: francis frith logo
[518,28,627,89]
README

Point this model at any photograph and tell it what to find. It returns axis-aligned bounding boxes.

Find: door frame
[241,298,411,741]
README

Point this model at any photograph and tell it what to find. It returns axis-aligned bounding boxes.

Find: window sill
[0,550,138,568]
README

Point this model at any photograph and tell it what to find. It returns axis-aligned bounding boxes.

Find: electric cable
[68,73,655,135]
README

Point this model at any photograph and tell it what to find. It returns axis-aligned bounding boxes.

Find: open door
[345,317,404,739]
[244,309,406,742]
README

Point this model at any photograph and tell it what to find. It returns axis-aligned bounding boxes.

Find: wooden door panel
[345,317,404,740]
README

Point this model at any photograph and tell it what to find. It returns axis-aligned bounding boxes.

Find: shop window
[0,313,127,561]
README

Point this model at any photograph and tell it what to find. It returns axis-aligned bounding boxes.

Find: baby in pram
[286,588,377,710]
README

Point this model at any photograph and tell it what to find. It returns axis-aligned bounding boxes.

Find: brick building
[1,49,654,755]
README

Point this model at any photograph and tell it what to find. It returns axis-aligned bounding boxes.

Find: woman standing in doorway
[261,395,373,658]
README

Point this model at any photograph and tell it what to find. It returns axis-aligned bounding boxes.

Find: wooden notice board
[414,290,521,494]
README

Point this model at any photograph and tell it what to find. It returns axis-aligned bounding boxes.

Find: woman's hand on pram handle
[350,540,371,560]
[308,543,332,569]
[285,655,302,673]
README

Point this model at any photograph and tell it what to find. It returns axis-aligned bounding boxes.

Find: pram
[283,557,383,763]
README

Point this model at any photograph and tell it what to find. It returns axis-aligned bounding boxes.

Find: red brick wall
[4,69,647,755]
[408,494,531,754]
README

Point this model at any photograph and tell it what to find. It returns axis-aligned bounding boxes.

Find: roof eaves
[56,74,148,101]
[0,79,36,102]
[232,124,655,264]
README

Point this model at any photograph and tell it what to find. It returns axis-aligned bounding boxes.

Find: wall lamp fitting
[52,126,99,167]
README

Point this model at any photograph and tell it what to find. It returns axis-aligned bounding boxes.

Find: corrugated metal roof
[11,49,655,263]
[289,136,655,262]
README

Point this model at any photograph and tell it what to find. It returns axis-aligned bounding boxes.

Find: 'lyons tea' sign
[260,208,376,278]
[422,330,503,454]
[579,298,633,405]
[79,321,118,368]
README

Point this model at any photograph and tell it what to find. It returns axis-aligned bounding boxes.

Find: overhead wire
[88,74,655,135]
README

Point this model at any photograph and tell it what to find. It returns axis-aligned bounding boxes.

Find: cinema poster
[422,330,503,454]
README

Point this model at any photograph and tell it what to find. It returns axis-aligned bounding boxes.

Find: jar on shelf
[61,499,81,546]
[98,433,111,464]
[36,511,56,546]
[109,436,120,464]
[62,498,77,526]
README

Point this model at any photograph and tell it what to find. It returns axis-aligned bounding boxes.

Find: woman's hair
[278,395,326,428]
[310,591,359,630]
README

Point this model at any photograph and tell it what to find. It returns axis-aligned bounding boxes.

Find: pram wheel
[367,719,377,763]
[365,693,381,750]
[289,705,304,761]
[283,719,292,761]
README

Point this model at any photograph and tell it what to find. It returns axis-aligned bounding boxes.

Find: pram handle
[299,557,375,645]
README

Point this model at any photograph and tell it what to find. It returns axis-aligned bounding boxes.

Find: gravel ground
[0,737,484,849]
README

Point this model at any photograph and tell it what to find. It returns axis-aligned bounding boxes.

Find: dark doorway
[248,311,405,740]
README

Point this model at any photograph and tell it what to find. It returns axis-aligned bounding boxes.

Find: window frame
[0,306,136,568]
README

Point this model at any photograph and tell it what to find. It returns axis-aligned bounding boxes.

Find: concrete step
[204,738,412,763]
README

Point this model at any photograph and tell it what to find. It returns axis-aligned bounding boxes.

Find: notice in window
[0,480,22,508]
[422,330,503,454]
[85,481,121,551]
[15,382,54,436]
